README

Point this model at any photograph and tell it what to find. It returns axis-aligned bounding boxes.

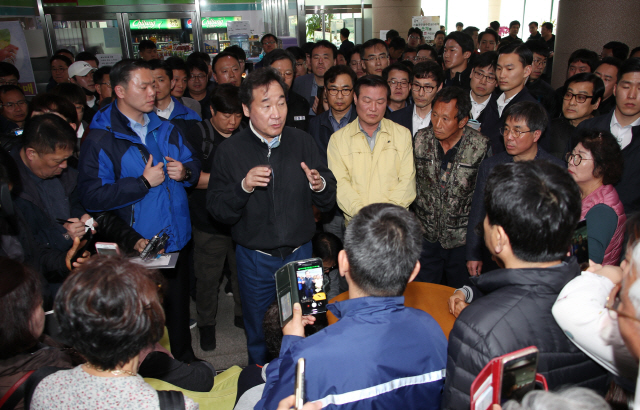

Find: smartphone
[294,358,305,410]
[499,347,538,403]
[69,230,95,266]
[570,220,589,267]
[95,242,122,256]
[295,259,327,316]
[470,346,540,410]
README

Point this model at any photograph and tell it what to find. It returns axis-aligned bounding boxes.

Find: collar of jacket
[320,104,358,129]
[328,295,405,320]
[343,117,393,139]
[471,257,580,295]
[169,96,202,121]
[92,101,164,144]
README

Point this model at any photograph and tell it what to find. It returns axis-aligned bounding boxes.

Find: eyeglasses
[411,83,436,94]
[565,152,594,166]
[499,127,532,138]
[388,79,409,88]
[533,58,547,67]
[97,82,112,88]
[263,41,276,46]
[472,70,497,84]
[363,54,388,62]
[408,35,421,40]
[605,284,640,323]
[0,79,18,86]
[563,91,594,104]
[189,74,207,81]
[0,100,27,110]
[327,88,353,96]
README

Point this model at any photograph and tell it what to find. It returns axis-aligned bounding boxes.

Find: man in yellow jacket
[328,75,416,224]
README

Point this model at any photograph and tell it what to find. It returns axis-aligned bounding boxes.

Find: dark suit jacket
[579,110,640,214]
[479,87,545,154]
[291,73,316,108]
[388,103,415,136]
[308,105,358,165]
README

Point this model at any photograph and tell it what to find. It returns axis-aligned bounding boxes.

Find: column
[552,0,640,88]
[371,0,421,41]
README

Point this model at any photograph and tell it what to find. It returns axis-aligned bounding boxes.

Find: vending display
[130,18,193,59]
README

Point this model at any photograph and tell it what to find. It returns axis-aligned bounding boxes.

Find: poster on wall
[411,16,440,42]
[0,21,37,96]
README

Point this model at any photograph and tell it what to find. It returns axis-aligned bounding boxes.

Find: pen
[56,218,75,225]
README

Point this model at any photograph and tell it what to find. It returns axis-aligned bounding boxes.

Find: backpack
[196,121,217,161]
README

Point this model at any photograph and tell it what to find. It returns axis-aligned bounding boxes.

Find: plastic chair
[327,282,457,339]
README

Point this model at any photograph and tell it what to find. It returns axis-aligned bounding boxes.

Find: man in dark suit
[388,61,443,137]
[292,40,337,116]
[578,58,640,214]
[339,28,355,54]
[478,43,541,154]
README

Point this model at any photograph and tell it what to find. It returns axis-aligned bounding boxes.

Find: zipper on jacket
[267,146,283,259]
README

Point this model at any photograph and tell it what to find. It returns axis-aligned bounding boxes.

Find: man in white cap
[68,61,98,114]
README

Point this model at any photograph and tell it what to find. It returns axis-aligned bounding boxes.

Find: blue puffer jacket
[256,296,448,410]
[77,102,201,252]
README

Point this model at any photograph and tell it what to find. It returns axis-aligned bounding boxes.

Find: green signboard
[129,19,181,30]
[201,16,241,28]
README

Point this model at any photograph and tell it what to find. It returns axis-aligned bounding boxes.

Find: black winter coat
[443,259,608,409]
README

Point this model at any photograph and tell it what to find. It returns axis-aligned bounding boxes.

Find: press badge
[294,116,306,121]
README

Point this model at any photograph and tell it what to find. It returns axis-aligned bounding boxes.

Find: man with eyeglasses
[407,27,423,49]
[185,59,213,120]
[361,38,390,77]
[469,52,497,121]
[0,62,19,87]
[264,49,311,132]
[389,61,444,137]
[415,44,437,63]
[465,102,563,278]
[444,160,607,410]
[401,47,418,64]
[383,63,411,112]
[166,56,202,118]
[0,85,27,135]
[93,66,112,109]
[292,40,337,116]
[443,32,474,90]
[524,40,558,117]
[254,34,279,70]
[547,73,603,159]
[328,75,415,226]
[479,43,541,154]
[412,87,489,288]
[579,57,640,214]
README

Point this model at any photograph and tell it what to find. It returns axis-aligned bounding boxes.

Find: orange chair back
[326,282,457,339]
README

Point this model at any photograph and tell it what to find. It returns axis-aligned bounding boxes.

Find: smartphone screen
[296,260,327,315]
[500,350,538,403]
[570,220,588,267]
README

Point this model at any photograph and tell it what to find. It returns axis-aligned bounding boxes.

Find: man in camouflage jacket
[413,87,490,288]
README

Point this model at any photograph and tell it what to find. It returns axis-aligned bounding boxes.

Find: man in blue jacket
[256,203,448,410]
[77,59,201,363]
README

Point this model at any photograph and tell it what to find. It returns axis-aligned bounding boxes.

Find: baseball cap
[68,61,96,78]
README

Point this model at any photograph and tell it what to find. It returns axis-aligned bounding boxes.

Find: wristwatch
[183,168,192,182]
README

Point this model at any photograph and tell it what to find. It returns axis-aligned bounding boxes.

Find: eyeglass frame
[565,152,594,166]
[472,69,497,84]
[563,90,595,104]
[0,100,27,110]
[0,79,19,86]
[362,54,389,62]
[499,126,532,139]
[388,79,409,88]
[326,88,353,96]
[189,74,208,81]
[411,83,436,94]
[532,58,547,67]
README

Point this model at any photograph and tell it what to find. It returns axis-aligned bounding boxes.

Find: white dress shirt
[610,111,640,150]
[496,91,519,117]
[412,106,431,136]
[155,98,175,120]
[470,90,490,120]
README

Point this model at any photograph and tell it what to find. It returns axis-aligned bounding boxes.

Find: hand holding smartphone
[95,242,122,256]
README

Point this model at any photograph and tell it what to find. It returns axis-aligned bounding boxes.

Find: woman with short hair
[30,257,199,409]
[567,130,626,265]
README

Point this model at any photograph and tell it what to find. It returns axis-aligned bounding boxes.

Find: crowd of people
[1,18,640,410]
